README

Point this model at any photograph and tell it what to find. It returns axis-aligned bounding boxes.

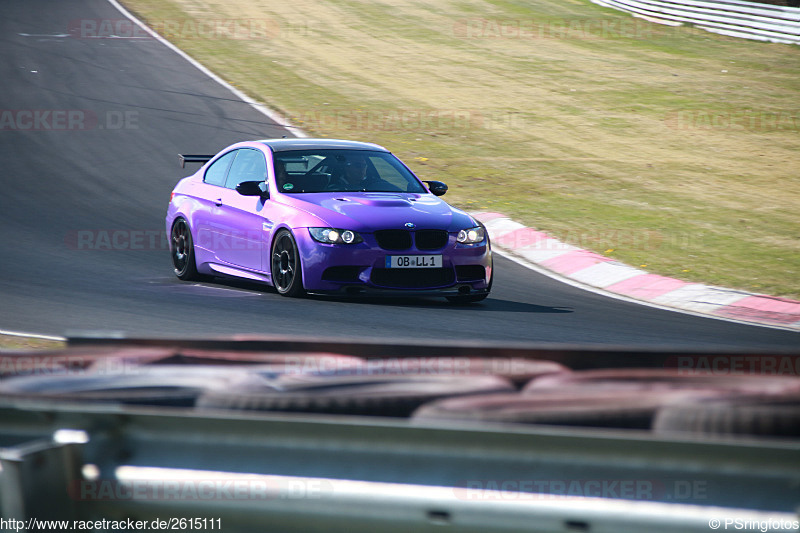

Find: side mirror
[424,180,448,196]
[236,181,269,199]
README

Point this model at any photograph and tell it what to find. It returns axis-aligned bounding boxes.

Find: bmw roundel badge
[405,222,416,229]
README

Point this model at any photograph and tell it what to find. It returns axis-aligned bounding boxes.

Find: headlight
[309,227,363,244]
[457,226,486,244]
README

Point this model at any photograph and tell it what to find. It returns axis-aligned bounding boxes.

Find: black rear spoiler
[178,154,214,168]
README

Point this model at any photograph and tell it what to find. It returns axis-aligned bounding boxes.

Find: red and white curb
[474,212,800,331]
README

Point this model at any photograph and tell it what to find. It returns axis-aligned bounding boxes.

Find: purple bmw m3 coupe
[166,139,492,302]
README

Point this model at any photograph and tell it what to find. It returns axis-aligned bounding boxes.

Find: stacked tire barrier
[591,0,800,44]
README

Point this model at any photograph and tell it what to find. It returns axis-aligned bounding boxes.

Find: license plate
[385,255,442,269]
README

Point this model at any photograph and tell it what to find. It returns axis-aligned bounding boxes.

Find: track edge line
[107,0,308,139]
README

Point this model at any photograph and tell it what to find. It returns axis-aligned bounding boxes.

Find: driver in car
[341,154,369,190]
[328,154,401,192]
[274,159,289,189]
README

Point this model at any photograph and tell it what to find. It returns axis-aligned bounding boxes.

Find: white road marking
[188,284,263,296]
[0,329,67,341]
[18,33,70,38]
[106,0,308,138]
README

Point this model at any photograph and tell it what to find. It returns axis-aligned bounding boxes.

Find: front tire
[271,229,305,297]
[170,218,206,281]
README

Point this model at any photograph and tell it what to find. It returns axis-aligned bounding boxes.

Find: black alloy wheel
[271,229,305,297]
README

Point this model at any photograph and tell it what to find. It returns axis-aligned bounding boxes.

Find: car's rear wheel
[271,229,305,297]
[170,218,205,281]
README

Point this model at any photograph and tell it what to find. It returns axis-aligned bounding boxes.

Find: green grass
[122,0,800,299]
[0,334,65,352]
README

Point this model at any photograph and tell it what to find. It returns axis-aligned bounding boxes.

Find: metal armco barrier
[1,338,799,532]
[591,0,800,44]
[2,401,799,532]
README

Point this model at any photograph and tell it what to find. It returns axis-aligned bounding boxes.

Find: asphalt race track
[1,0,798,349]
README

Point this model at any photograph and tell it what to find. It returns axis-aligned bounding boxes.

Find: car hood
[282,193,475,232]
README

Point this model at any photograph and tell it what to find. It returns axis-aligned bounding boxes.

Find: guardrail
[2,399,799,531]
[591,0,800,44]
[1,338,799,531]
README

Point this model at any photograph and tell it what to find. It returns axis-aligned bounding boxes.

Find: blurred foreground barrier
[1,337,800,532]
[592,0,800,44]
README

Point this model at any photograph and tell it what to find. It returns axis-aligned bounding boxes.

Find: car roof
[257,138,389,153]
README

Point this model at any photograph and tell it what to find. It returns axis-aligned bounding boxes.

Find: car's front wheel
[170,217,206,281]
[271,229,305,297]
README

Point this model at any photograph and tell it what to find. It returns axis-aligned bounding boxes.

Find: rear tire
[271,229,305,297]
[170,218,206,281]
[653,394,800,438]
[197,374,514,417]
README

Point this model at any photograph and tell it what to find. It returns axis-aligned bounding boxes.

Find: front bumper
[307,285,491,298]
[294,229,493,294]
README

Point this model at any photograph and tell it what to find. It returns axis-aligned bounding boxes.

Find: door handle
[214,198,223,206]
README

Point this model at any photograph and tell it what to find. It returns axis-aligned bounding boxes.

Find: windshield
[272,149,428,194]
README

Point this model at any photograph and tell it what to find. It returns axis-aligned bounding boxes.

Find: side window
[225,149,267,189]
[204,150,236,187]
